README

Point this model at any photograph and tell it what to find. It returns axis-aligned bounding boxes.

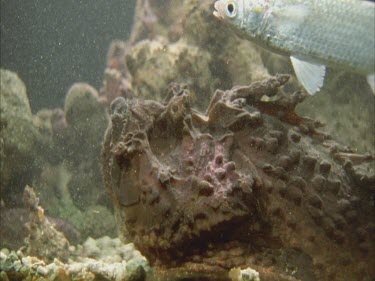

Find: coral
[28,82,117,242]
[101,67,133,105]
[0,69,32,117]
[29,82,117,243]
[0,69,44,206]
[99,41,134,107]
[64,83,108,143]
[2,0,373,279]
[125,37,214,106]
[130,0,158,44]
[229,267,260,281]
[22,185,71,263]
[102,77,375,281]
[0,236,150,281]
[78,236,148,266]
[62,83,109,209]
[37,164,116,242]
[0,71,116,249]
[79,205,117,239]
[0,207,80,251]
[103,0,269,109]
[0,187,126,280]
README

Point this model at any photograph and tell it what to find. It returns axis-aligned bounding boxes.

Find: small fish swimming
[213,0,375,95]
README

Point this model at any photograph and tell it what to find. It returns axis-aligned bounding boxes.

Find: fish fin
[290,56,326,95]
[367,74,375,94]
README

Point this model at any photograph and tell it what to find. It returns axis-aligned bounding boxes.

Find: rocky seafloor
[1,0,375,280]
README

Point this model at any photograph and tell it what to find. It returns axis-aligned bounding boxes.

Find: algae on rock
[126,37,213,106]
[0,69,45,206]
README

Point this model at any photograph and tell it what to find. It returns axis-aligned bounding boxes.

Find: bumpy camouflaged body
[102,77,374,281]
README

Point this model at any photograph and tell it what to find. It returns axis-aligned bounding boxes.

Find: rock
[0,208,28,250]
[62,83,109,210]
[105,0,269,109]
[28,83,116,243]
[79,205,117,240]
[0,236,150,281]
[23,185,71,263]
[229,267,260,281]
[0,69,44,206]
[125,37,213,106]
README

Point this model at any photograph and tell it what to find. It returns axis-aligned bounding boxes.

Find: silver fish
[213,0,375,95]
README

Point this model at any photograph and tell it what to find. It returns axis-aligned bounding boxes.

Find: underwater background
[1,0,136,110]
[1,1,374,281]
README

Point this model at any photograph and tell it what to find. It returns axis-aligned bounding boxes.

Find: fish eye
[225,2,237,18]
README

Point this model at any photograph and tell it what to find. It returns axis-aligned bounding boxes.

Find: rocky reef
[0,69,45,207]
[100,0,269,109]
[0,236,149,281]
[0,70,116,250]
[102,75,375,280]
[0,186,149,281]
[1,0,374,280]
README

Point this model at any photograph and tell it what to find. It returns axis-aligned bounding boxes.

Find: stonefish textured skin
[102,77,374,281]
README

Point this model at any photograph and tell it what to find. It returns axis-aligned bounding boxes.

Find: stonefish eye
[225,2,237,18]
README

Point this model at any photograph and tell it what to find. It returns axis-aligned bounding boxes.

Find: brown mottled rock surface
[102,76,375,281]
[22,185,71,263]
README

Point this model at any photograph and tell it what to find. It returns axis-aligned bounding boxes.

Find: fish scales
[259,0,375,74]
[214,0,375,94]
